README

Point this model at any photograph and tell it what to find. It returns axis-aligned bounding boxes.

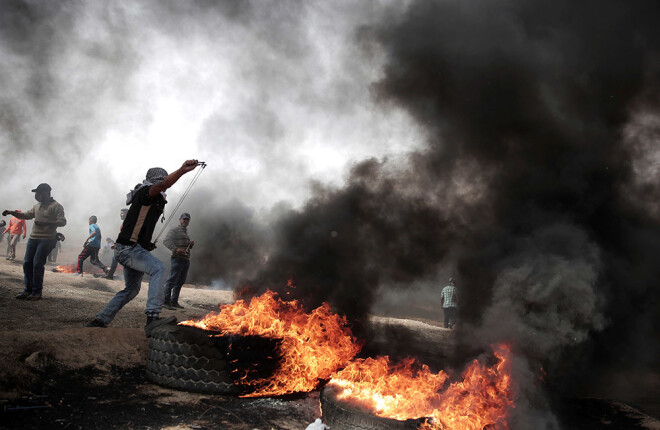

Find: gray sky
[0,0,422,243]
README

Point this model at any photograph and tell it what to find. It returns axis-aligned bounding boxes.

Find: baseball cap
[180,213,191,220]
[31,183,52,193]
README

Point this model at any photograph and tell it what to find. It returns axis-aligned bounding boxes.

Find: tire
[320,386,425,430]
[145,323,238,394]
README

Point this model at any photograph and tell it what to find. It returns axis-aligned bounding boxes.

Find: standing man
[102,208,128,280]
[441,277,458,329]
[48,234,64,263]
[162,213,194,310]
[2,183,67,300]
[4,210,26,260]
[86,160,200,336]
[75,216,109,276]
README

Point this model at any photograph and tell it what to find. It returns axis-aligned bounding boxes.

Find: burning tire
[146,323,238,394]
[320,386,425,430]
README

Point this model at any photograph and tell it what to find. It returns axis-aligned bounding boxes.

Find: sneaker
[103,274,114,280]
[162,301,175,310]
[27,293,42,301]
[15,292,30,300]
[172,301,185,309]
[86,319,107,328]
[73,272,83,276]
[144,315,176,337]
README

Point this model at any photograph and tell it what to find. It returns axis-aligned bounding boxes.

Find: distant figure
[2,183,67,301]
[162,212,194,310]
[86,160,200,336]
[4,210,27,260]
[102,208,128,280]
[441,277,458,329]
[75,216,109,275]
[102,237,114,263]
[0,220,6,243]
[48,233,64,263]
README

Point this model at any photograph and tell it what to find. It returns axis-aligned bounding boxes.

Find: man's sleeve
[55,204,66,227]
[163,227,176,251]
[22,207,36,220]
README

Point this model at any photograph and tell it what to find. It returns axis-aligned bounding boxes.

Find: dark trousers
[77,245,108,273]
[443,307,457,329]
[164,256,190,303]
[23,238,56,295]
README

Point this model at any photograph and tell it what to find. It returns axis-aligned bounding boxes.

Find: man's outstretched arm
[149,159,199,197]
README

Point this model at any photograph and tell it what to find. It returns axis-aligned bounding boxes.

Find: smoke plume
[2,0,660,424]
[238,0,660,425]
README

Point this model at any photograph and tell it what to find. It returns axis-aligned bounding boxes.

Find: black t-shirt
[116,187,166,248]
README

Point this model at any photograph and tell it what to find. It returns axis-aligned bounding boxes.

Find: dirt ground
[1,246,658,430]
[0,247,326,430]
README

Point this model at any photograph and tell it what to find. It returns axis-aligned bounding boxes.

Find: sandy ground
[1,246,658,430]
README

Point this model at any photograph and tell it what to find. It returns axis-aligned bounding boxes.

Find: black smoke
[237,0,660,425]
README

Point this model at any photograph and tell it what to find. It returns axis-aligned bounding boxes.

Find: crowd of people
[2,159,200,336]
[3,158,459,336]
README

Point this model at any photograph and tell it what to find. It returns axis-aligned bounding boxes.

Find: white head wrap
[126,167,168,205]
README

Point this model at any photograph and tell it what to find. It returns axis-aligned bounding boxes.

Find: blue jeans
[23,238,56,295]
[95,243,167,324]
[164,256,190,302]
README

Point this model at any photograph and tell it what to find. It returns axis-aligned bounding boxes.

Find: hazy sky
[0,0,422,242]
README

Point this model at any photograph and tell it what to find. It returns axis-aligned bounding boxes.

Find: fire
[328,344,514,430]
[53,264,78,273]
[180,290,362,397]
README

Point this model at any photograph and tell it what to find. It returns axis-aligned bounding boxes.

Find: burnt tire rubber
[320,386,425,430]
[146,323,237,394]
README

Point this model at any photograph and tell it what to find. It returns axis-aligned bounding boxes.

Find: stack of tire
[146,323,238,394]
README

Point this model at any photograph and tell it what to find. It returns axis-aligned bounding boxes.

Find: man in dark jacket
[86,160,200,336]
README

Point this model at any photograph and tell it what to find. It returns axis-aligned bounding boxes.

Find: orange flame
[54,264,78,273]
[180,290,362,397]
[329,344,514,430]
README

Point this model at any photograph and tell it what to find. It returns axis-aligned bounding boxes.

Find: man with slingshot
[86,159,201,336]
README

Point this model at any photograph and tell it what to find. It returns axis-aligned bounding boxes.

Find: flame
[329,344,514,430]
[180,290,362,397]
[53,264,78,273]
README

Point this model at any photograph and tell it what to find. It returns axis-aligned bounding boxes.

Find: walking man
[86,160,200,336]
[441,277,458,329]
[102,208,128,280]
[162,213,194,310]
[4,210,26,260]
[75,216,109,275]
[3,183,67,300]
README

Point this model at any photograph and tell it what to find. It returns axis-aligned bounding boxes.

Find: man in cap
[162,212,194,310]
[102,208,128,280]
[440,277,458,329]
[86,160,200,336]
[3,209,26,260]
[2,183,67,300]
